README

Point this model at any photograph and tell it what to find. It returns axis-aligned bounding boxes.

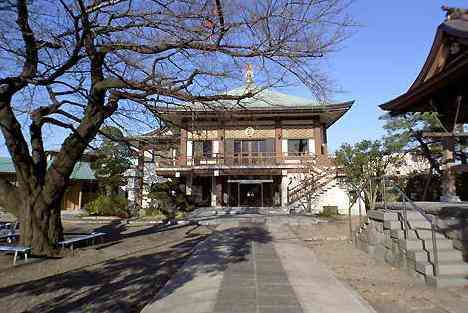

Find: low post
[348,196,353,243]
[358,194,362,225]
[382,176,387,210]
[403,196,408,240]
[431,216,439,276]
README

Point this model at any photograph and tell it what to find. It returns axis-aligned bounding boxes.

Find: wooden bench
[0,245,31,265]
[59,232,106,254]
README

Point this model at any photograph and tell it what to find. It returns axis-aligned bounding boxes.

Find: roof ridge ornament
[441,5,468,21]
[245,63,254,89]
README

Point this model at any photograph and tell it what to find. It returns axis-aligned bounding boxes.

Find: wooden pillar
[218,129,225,155]
[211,174,223,207]
[78,186,83,210]
[218,129,225,165]
[313,124,323,155]
[275,120,282,163]
[281,170,288,208]
[321,127,328,155]
[441,137,460,202]
[179,128,187,166]
[216,176,223,206]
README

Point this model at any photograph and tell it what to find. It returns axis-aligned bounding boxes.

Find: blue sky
[1,1,466,156]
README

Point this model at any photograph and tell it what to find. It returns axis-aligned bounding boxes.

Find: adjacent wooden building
[380,7,468,201]
[0,156,97,211]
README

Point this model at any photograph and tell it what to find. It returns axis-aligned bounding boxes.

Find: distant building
[386,153,430,177]
[128,71,363,215]
[0,155,97,212]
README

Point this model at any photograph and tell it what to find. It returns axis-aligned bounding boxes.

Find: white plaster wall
[282,139,288,156]
[287,174,364,216]
[310,179,364,216]
[186,141,193,158]
[212,140,219,154]
[308,138,315,155]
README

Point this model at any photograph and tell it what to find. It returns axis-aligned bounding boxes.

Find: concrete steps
[416,261,468,276]
[369,210,429,222]
[399,238,454,251]
[408,249,464,263]
[361,209,468,288]
[426,274,468,288]
[407,220,432,229]
[391,229,445,240]
[385,219,433,230]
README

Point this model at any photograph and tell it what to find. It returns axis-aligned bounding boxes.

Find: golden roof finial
[245,63,254,86]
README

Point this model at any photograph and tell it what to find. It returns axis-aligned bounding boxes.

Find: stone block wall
[355,210,418,277]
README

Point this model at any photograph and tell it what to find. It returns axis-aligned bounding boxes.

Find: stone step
[426,274,468,288]
[384,220,403,230]
[416,261,468,276]
[368,210,429,222]
[390,229,445,240]
[399,238,453,251]
[406,220,432,230]
[407,249,463,263]
[385,219,432,230]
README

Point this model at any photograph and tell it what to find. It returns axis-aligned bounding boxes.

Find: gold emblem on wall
[244,127,255,137]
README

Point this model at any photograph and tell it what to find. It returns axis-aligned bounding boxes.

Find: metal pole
[382,176,387,210]
[358,193,362,225]
[403,196,408,240]
[349,194,353,243]
[432,216,439,276]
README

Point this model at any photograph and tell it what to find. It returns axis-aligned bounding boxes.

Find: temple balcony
[155,153,332,172]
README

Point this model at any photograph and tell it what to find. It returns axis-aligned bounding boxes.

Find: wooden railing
[155,152,330,168]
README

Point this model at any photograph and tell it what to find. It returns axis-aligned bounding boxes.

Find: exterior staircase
[358,209,468,288]
[286,164,339,212]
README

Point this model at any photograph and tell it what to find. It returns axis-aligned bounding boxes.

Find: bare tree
[0,0,353,256]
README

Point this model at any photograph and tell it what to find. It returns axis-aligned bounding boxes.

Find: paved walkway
[141,217,376,313]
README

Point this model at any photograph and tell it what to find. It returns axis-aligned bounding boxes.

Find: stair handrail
[286,166,339,206]
[377,176,440,277]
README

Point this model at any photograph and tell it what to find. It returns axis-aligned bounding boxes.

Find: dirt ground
[0,221,212,313]
[294,217,468,313]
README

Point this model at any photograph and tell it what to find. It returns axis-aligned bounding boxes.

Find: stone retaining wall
[356,211,411,271]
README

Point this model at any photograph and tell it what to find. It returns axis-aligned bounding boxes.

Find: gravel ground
[0,221,212,313]
[293,216,468,313]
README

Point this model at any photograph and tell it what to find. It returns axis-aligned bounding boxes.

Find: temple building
[380,6,468,201]
[127,69,361,214]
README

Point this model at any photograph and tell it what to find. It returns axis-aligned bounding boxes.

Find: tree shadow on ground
[0,223,271,313]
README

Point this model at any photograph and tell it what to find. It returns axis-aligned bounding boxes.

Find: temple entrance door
[239,183,262,207]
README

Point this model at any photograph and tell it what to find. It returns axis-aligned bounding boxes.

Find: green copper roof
[66,161,96,180]
[0,157,16,174]
[0,157,96,181]
[191,84,325,110]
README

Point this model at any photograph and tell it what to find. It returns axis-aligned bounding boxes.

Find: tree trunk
[422,168,433,201]
[19,193,63,256]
